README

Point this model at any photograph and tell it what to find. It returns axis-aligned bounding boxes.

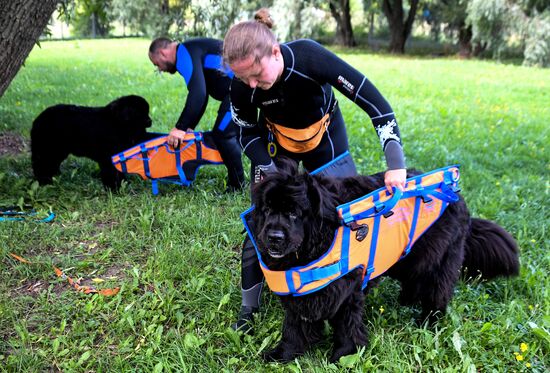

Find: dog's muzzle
[266,229,286,258]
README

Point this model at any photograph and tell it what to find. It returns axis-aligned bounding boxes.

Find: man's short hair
[149,37,173,54]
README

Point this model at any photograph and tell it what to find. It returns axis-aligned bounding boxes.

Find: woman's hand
[384,168,407,193]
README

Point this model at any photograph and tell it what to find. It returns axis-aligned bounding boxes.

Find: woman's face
[230,46,283,90]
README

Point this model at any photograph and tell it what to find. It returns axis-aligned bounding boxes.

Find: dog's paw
[262,346,299,363]
[330,342,358,363]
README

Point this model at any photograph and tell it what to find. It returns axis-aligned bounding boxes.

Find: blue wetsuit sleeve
[175,45,208,130]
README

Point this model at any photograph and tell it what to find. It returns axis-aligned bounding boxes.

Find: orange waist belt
[241,165,461,296]
[111,132,223,195]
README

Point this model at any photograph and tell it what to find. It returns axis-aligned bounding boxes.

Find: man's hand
[167,127,192,147]
[384,168,407,193]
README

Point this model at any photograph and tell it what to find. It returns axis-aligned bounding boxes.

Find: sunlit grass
[0,38,548,371]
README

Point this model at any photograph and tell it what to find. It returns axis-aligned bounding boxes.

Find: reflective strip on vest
[241,165,461,296]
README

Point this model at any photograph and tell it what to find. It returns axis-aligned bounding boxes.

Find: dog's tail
[462,218,519,280]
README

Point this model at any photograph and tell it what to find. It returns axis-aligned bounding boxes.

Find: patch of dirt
[13,279,66,298]
[0,132,28,156]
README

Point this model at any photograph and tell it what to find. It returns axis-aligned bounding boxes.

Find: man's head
[148,37,177,74]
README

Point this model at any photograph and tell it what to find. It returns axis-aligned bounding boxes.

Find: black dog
[31,95,156,189]
[251,159,519,363]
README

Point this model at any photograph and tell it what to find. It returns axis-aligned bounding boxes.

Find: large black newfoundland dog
[31,95,156,190]
[251,159,519,363]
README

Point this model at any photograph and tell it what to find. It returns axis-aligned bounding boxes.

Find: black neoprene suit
[175,38,244,189]
[230,39,406,297]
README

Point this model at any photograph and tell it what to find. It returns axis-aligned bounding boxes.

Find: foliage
[465,0,550,66]
[70,0,113,38]
[0,38,549,371]
[465,0,509,57]
[109,0,189,37]
[186,0,242,38]
[523,11,550,67]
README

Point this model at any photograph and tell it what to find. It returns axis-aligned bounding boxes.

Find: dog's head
[108,95,153,130]
[251,158,341,268]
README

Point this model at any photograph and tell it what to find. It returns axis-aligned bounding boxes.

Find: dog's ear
[305,174,339,223]
[108,97,132,125]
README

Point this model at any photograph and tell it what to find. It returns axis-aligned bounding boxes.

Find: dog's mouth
[267,248,286,259]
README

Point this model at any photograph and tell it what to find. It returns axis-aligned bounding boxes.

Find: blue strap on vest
[117,153,127,174]
[364,193,381,285]
[298,261,342,287]
[152,180,159,195]
[340,167,460,226]
[140,144,151,179]
[1,208,55,223]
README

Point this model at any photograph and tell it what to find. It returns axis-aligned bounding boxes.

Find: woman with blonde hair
[225,9,407,332]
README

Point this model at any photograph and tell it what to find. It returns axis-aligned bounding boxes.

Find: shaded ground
[0,132,27,156]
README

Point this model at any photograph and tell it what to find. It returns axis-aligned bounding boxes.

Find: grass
[0,38,548,372]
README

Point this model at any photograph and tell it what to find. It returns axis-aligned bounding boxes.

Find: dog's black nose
[267,230,285,243]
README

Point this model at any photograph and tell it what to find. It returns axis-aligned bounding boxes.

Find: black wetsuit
[175,38,244,189]
[230,39,406,311]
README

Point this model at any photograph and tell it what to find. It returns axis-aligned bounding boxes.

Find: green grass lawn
[0,38,548,372]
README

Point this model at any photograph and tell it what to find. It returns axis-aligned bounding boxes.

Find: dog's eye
[288,213,297,221]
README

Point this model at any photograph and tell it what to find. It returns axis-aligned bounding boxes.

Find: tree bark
[0,0,59,98]
[329,0,356,47]
[458,22,472,58]
[381,0,420,54]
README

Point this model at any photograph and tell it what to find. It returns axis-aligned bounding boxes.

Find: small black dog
[31,95,155,189]
[251,159,519,363]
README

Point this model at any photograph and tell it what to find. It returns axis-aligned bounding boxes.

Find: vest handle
[373,187,403,217]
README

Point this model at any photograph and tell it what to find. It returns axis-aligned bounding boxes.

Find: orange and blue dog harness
[241,165,461,296]
[112,132,223,195]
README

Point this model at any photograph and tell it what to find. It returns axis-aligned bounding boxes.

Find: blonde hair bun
[254,8,274,29]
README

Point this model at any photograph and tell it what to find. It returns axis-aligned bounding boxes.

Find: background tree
[522,10,550,67]
[328,0,356,46]
[465,0,509,58]
[109,0,189,37]
[187,0,242,38]
[71,0,112,38]
[423,0,480,57]
[380,0,420,53]
[363,0,383,46]
[0,0,60,98]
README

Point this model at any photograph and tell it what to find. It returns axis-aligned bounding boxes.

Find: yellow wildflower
[520,343,528,352]
[525,362,531,368]
[379,306,385,314]
[516,354,524,361]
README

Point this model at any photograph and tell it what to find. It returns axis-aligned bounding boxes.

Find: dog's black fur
[251,159,519,363]
[31,95,156,189]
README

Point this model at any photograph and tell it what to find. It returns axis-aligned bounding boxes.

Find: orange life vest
[111,132,223,195]
[242,165,461,296]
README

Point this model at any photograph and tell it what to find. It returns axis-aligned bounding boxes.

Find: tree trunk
[381,0,420,54]
[329,0,356,47]
[368,11,375,45]
[458,23,472,58]
[0,0,59,98]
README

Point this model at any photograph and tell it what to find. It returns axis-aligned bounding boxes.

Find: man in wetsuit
[148,37,245,191]
[223,9,407,332]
